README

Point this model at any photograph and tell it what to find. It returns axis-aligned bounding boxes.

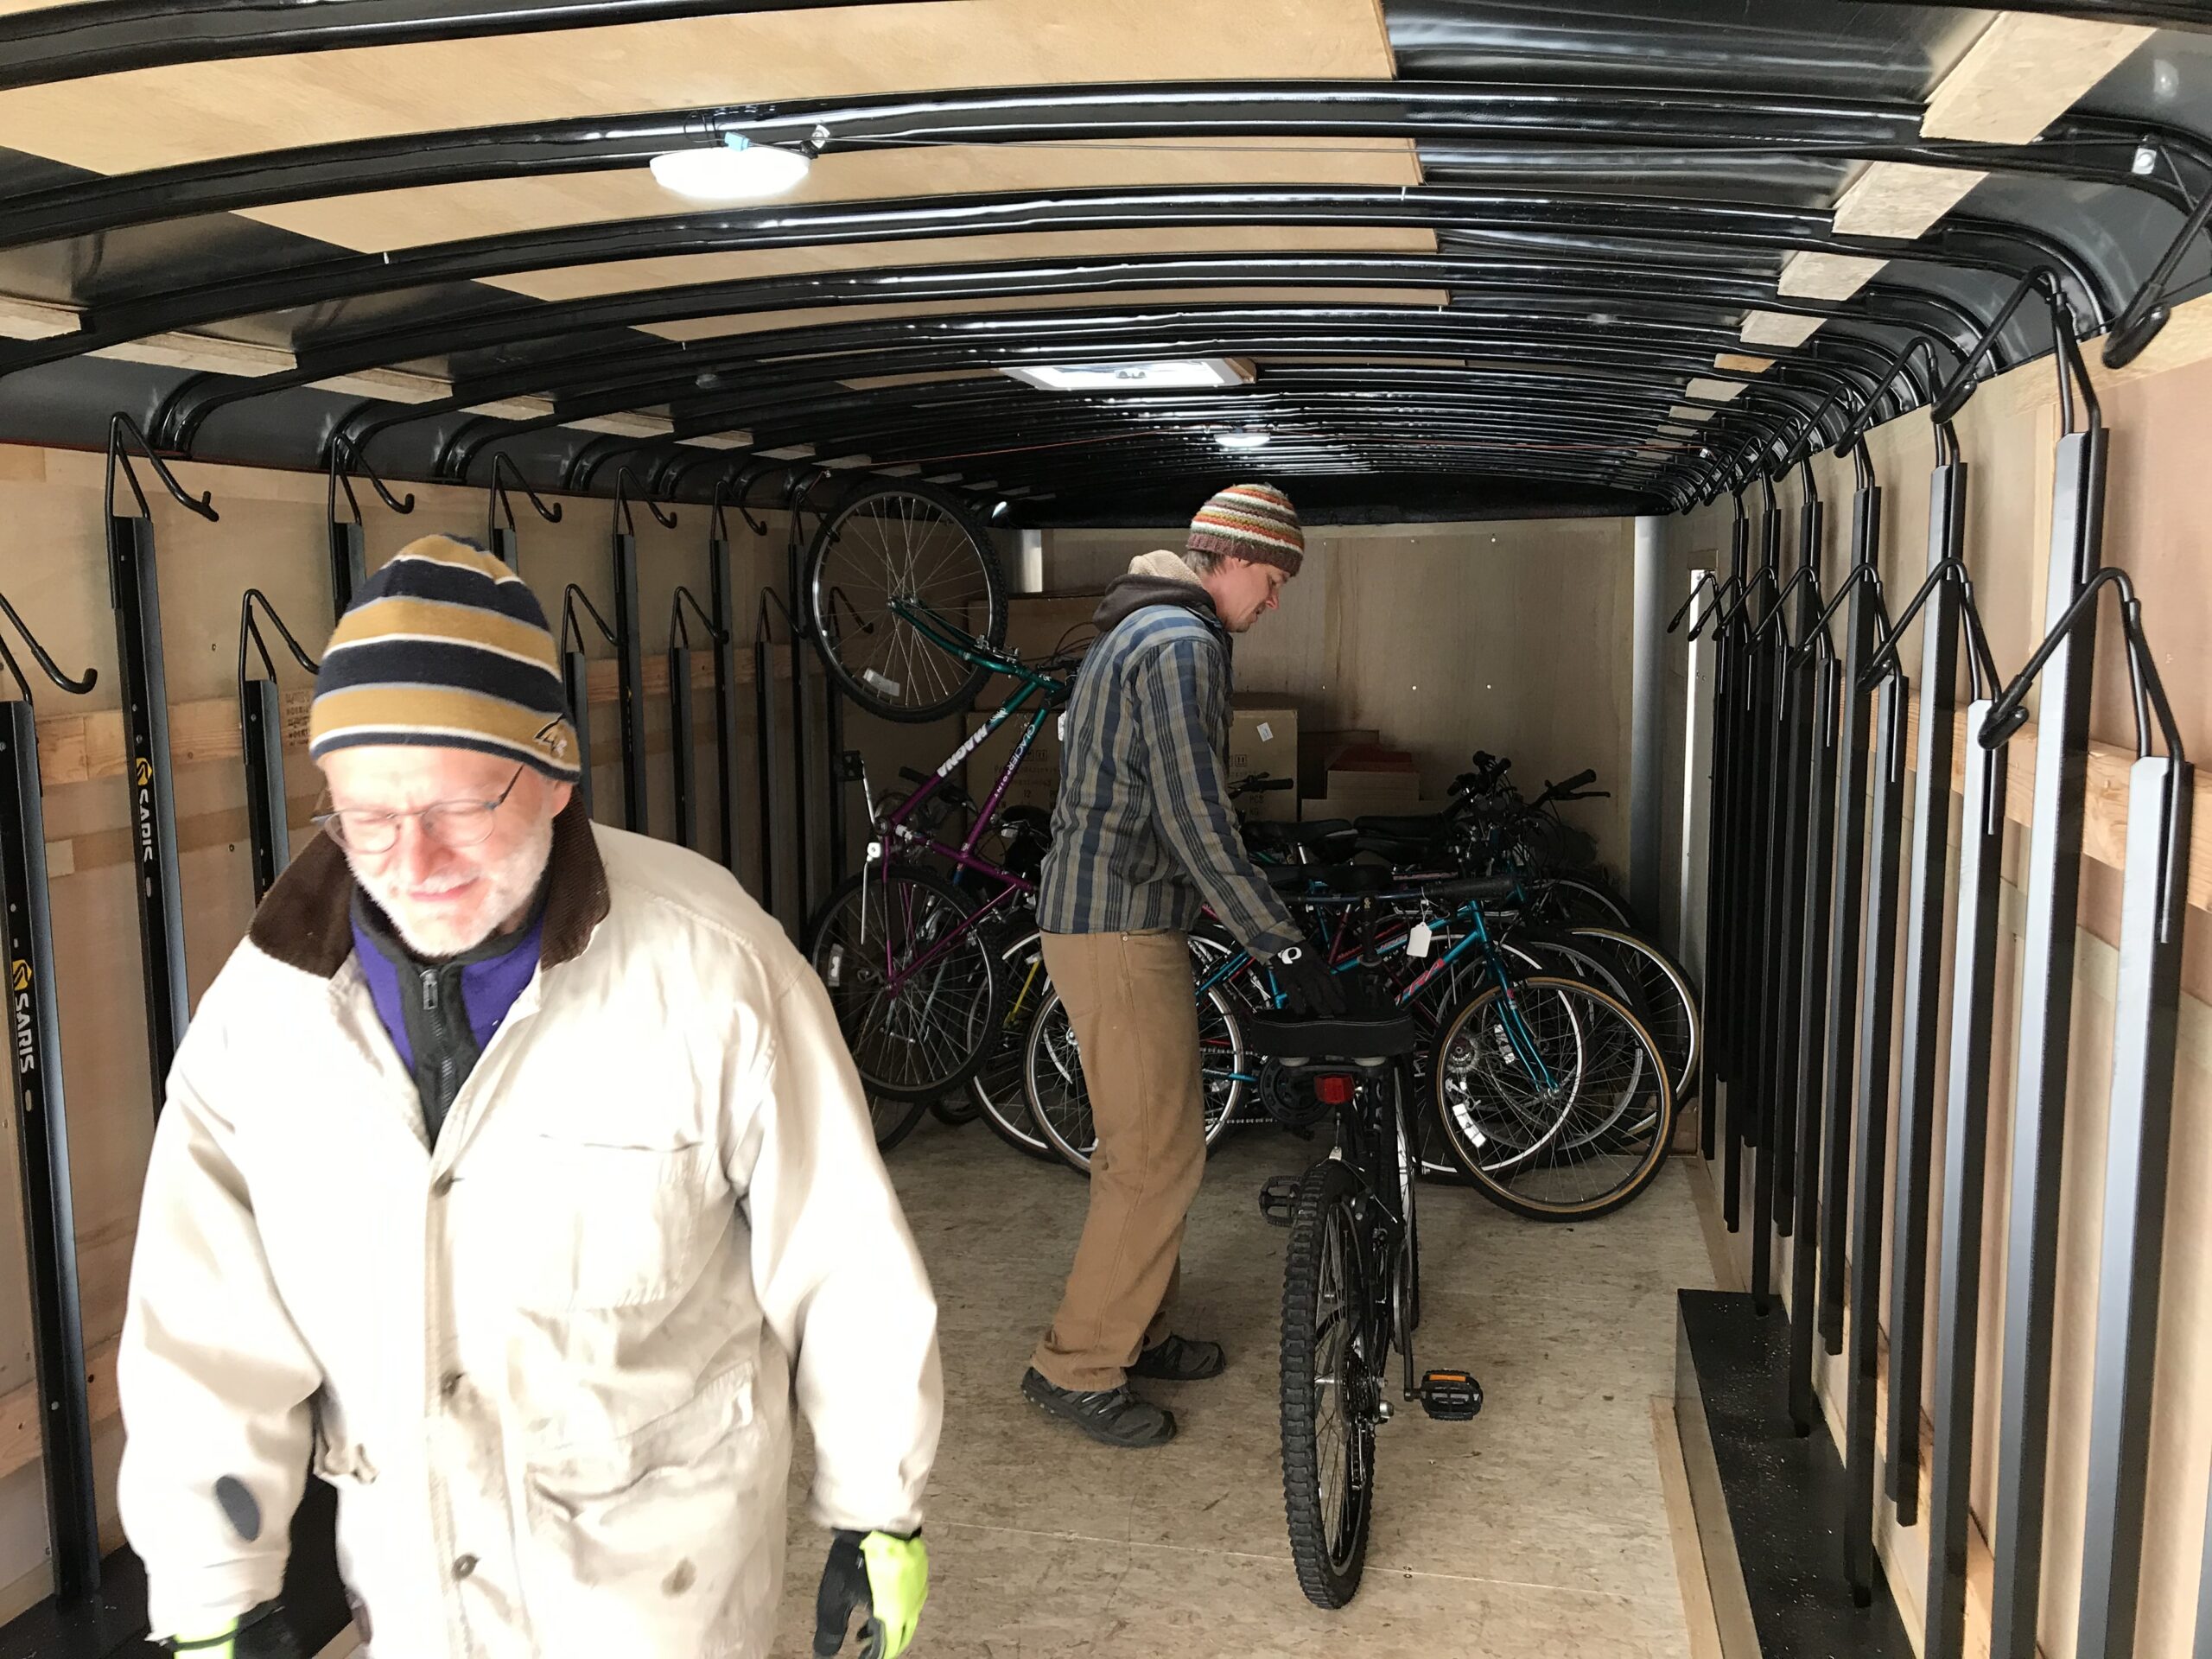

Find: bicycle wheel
[1566,925,1700,1100]
[1525,874,1636,931]
[1430,975,1674,1221]
[870,1093,931,1152]
[804,481,1006,722]
[1023,950,1249,1174]
[1281,1158,1377,1609]
[967,930,1060,1162]
[807,867,1002,1101]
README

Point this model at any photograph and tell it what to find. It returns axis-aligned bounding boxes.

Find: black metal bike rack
[486,451,561,573]
[703,477,748,874]
[610,468,677,836]
[105,414,214,1113]
[2048,573,2188,1659]
[1974,281,2107,1659]
[1877,404,1969,1533]
[665,586,725,854]
[753,589,798,932]
[0,595,102,1600]
[324,433,412,620]
[558,584,617,822]
[237,592,321,903]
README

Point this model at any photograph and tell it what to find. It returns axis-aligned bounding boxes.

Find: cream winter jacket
[117,799,942,1656]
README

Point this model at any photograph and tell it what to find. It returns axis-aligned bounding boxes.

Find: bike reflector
[1313,1074,1356,1107]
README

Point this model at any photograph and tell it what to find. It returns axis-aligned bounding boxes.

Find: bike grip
[1557,767,1599,792]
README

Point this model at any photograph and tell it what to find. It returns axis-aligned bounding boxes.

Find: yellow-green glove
[814,1529,930,1659]
[159,1601,302,1656]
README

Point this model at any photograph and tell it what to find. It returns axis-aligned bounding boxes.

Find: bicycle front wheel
[1565,925,1700,1100]
[1281,1158,1377,1609]
[805,481,1006,721]
[807,868,1002,1101]
[1430,975,1673,1221]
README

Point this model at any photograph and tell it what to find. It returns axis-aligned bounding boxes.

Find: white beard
[352,812,556,958]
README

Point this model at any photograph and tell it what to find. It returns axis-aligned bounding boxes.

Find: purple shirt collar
[350,891,546,1071]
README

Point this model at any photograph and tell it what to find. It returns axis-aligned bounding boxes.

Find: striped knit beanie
[1187,482,1304,574]
[308,534,581,783]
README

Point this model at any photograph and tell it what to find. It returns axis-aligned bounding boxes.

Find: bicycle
[1245,879,1498,1608]
[805,599,1080,1100]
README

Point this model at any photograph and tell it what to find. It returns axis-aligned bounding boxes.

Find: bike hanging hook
[559,584,619,658]
[236,588,321,699]
[0,589,97,707]
[730,463,775,537]
[325,432,416,527]
[106,412,218,525]
[613,466,679,537]
[1858,561,2004,702]
[668,585,727,652]
[488,452,563,542]
[1981,567,2183,762]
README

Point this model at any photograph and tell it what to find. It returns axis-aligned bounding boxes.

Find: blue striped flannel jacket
[1037,577,1304,958]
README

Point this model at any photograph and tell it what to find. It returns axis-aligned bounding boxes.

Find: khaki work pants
[1030,928,1206,1392]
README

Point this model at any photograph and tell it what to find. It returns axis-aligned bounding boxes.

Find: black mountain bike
[1249,880,1491,1609]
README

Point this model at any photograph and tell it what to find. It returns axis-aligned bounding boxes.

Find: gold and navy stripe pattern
[308,535,580,781]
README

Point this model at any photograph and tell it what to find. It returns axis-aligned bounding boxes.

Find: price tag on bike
[1408,922,1433,958]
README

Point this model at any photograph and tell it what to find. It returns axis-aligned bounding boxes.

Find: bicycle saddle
[1242,1010,1421,1061]
[1262,862,1395,894]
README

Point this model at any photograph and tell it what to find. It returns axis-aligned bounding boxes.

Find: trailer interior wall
[0,448,956,1616]
[1662,296,2212,1659]
[1045,518,1636,874]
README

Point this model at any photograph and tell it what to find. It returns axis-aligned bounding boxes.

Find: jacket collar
[251,794,609,980]
[1091,549,1224,635]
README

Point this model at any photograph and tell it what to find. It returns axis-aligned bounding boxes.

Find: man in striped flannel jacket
[1022,483,1344,1449]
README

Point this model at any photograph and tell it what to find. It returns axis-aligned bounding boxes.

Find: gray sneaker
[1021,1367,1177,1448]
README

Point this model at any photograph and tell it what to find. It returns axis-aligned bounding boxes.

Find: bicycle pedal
[1256,1176,1300,1228]
[1418,1370,1484,1421]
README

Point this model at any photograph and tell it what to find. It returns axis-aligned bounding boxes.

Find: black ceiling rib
[17,182,2103,391]
[0,0,951,93]
[1852,1,2212,33]
[146,249,1972,448]
[0,77,2199,254]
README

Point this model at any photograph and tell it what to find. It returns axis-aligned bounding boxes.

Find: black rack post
[1726,480,1783,1236]
[1844,632,1907,1599]
[1817,448,1883,1353]
[325,435,413,620]
[1984,346,2107,1659]
[609,470,677,837]
[705,486,744,873]
[666,588,724,855]
[1786,625,1843,1435]
[1884,429,1968,1527]
[1700,497,1750,1165]
[105,416,215,1110]
[1923,684,2010,1659]
[558,585,617,823]
[1766,464,1823,1243]
[0,600,103,1601]
[237,593,322,904]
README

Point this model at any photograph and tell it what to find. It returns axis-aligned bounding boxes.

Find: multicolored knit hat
[308,534,580,782]
[1187,482,1304,574]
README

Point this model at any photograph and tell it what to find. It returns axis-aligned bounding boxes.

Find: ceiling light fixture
[1002,358,1255,392]
[650,134,813,200]
[1217,430,1271,451]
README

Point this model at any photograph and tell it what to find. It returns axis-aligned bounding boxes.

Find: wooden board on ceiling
[0,0,1404,172]
[645,285,1451,344]
[493,224,1441,304]
[240,136,1426,253]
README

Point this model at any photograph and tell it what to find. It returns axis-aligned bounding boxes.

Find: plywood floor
[767,1118,1719,1656]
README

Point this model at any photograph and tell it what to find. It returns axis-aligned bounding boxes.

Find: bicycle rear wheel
[1281,1158,1377,1609]
[1525,874,1635,931]
[1430,975,1673,1221]
[804,481,1006,722]
[1023,956,1247,1174]
[807,867,1002,1101]
[967,930,1060,1161]
[1565,925,1700,1100]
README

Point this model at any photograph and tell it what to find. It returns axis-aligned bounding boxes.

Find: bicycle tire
[1565,925,1700,1100]
[804,480,1007,722]
[1022,955,1248,1174]
[928,1092,982,1127]
[967,930,1061,1162]
[1281,1157,1376,1609]
[1526,874,1636,931]
[870,1092,931,1153]
[1430,975,1674,1222]
[806,866,1003,1101]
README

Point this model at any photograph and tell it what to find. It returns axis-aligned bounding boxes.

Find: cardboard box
[1297,728,1380,797]
[1227,702,1299,821]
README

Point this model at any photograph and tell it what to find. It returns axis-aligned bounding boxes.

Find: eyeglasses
[315,764,528,854]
